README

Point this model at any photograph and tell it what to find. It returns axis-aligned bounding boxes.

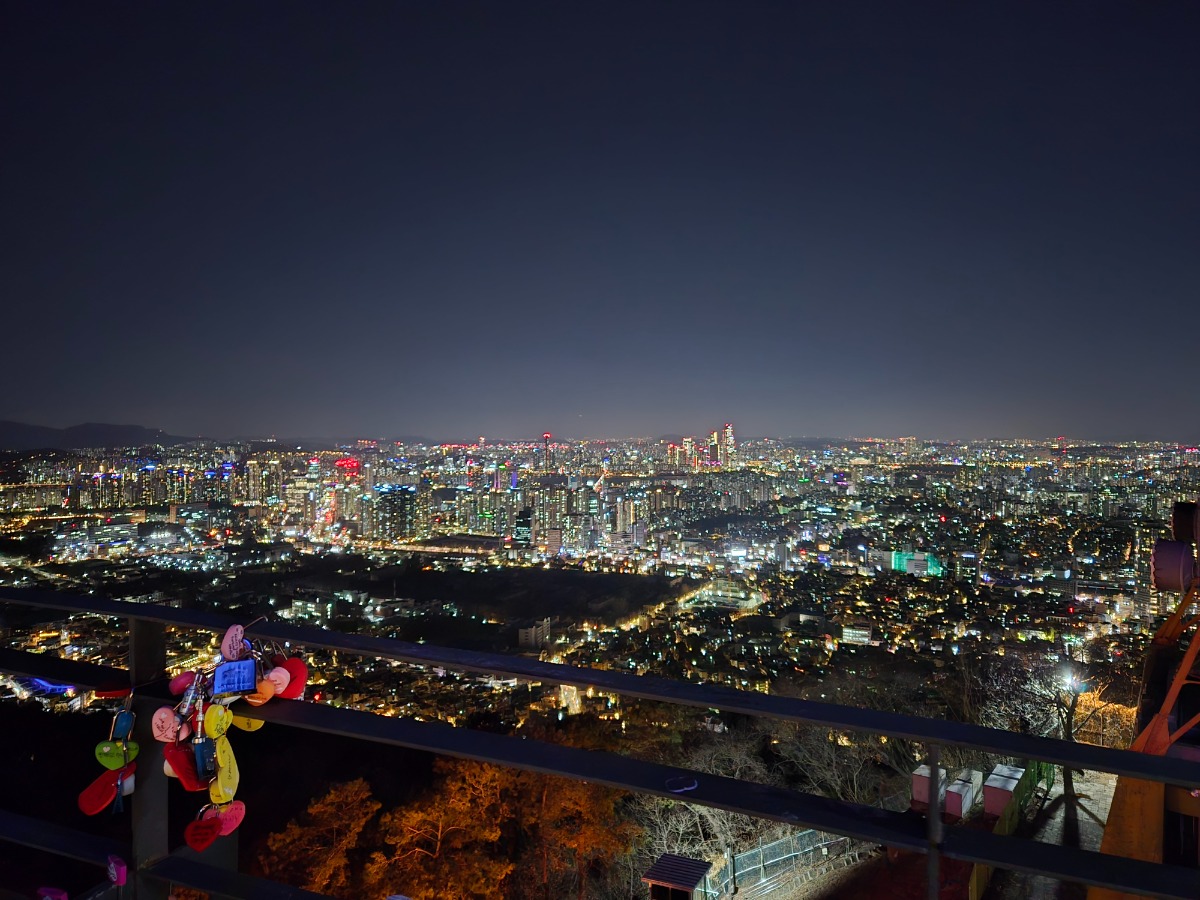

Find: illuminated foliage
[365,759,514,899]
[257,778,380,897]
[511,772,640,900]
[1072,690,1137,749]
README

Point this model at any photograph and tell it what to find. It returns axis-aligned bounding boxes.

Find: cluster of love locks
[78,621,311,852]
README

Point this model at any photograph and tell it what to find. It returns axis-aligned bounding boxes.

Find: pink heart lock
[205,800,247,835]
[264,665,291,695]
[220,625,245,661]
[277,657,308,699]
[169,670,196,696]
[151,706,191,742]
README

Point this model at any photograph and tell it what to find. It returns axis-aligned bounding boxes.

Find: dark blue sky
[3,2,1197,442]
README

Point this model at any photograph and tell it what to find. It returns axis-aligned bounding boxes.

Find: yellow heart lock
[209,736,240,803]
[230,713,264,732]
[215,734,236,769]
[204,705,231,739]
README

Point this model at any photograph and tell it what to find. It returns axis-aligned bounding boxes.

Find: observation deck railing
[0,587,1197,900]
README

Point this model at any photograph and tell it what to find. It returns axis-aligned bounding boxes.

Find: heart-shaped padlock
[95,741,139,770]
[277,658,308,699]
[204,705,232,739]
[163,744,207,792]
[217,799,246,835]
[209,736,239,803]
[243,677,276,707]
[230,712,264,732]
[201,799,247,836]
[184,817,222,852]
[151,707,191,743]
[220,625,245,661]
[78,761,137,816]
[169,670,196,696]
[264,664,291,695]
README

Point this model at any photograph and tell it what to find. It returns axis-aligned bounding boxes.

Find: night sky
[3,2,1198,442]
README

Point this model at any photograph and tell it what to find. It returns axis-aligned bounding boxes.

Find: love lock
[151,706,191,743]
[169,670,197,696]
[220,624,246,661]
[192,731,217,783]
[78,761,137,816]
[163,744,208,792]
[109,695,135,742]
[203,705,232,739]
[95,741,139,770]
[243,677,276,707]
[277,657,308,699]
[209,735,239,804]
[264,663,291,695]
[230,712,264,732]
[133,618,316,850]
[184,816,223,853]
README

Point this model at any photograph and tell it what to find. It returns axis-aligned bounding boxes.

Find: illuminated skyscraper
[681,437,697,469]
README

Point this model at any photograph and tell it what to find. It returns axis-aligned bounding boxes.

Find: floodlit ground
[800,769,1118,900]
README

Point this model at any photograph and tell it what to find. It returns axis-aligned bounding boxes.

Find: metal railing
[1,587,1198,900]
[701,792,909,897]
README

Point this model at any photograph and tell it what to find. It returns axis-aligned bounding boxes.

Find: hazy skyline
[4,3,1198,442]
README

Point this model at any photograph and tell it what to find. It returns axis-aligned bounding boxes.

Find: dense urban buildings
[1,427,1177,695]
[0,425,1178,896]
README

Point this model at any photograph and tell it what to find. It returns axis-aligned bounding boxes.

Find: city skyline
[3,415,1200,448]
[4,3,1198,442]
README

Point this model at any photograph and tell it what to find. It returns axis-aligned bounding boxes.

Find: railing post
[129,619,169,900]
[925,743,942,900]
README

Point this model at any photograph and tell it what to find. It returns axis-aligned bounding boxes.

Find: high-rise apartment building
[375,486,417,543]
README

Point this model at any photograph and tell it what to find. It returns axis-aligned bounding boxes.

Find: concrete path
[984,768,1118,900]
[800,768,1119,900]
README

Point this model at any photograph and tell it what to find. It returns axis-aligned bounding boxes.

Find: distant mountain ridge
[0,421,192,451]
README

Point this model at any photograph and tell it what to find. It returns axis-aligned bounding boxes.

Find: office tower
[514,507,533,544]
[682,436,696,469]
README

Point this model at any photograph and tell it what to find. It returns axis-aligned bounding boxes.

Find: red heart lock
[162,744,207,792]
[184,817,222,852]
[78,762,136,816]
[277,657,308,699]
